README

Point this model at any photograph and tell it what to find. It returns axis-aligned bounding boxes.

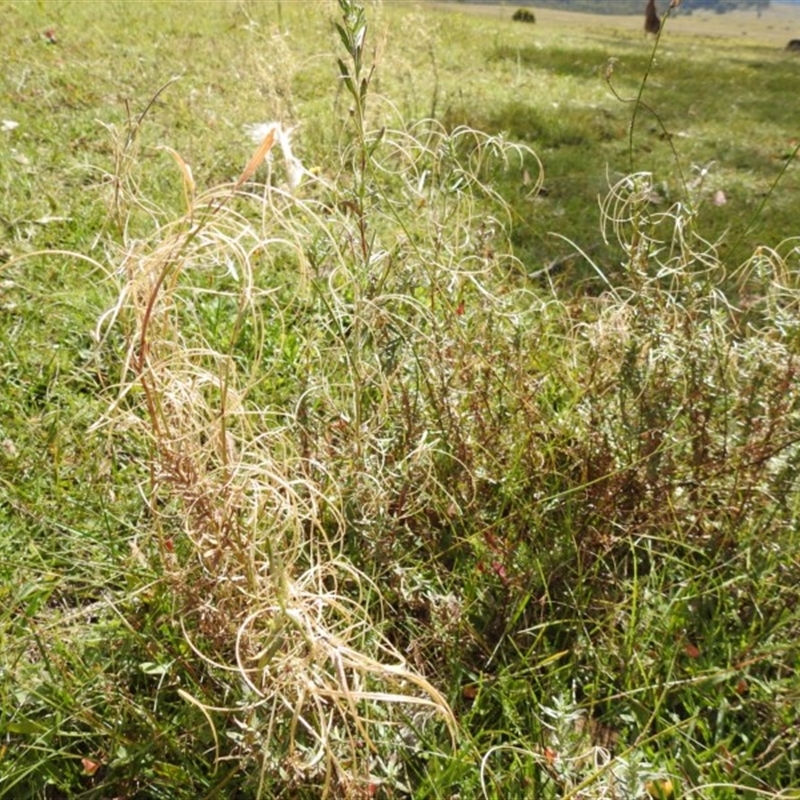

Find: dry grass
[90,96,543,791]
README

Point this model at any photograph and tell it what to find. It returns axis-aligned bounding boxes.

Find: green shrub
[512,8,536,23]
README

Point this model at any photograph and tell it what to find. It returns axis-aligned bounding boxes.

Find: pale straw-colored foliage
[95,115,539,793]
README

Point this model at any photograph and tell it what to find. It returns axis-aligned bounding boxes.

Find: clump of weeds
[2,1,800,798]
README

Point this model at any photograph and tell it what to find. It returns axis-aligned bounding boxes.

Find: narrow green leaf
[334,22,352,54]
[3,719,47,735]
[366,126,385,158]
[337,58,356,98]
[140,661,170,676]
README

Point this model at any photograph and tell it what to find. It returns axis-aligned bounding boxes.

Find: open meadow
[2,0,800,797]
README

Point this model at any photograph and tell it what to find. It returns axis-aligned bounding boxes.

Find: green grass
[2,0,800,797]
[418,3,800,274]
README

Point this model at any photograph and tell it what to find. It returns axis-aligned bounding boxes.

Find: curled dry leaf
[81,757,101,776]
[235,127,277,189]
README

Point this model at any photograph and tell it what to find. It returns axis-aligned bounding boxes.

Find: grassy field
[432,1,800,41]
[2,0,800,797]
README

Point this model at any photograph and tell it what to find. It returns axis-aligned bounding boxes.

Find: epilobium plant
[94,0,539,794]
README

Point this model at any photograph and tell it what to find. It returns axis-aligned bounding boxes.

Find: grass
[424,2,800,275]
[2,0,800,797]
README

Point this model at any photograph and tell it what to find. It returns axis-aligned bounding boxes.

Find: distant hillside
[438,0,772,15]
